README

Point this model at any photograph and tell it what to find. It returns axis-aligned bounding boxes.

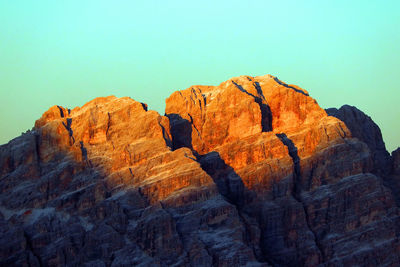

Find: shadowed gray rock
[326,105,392,176]
[1,76,400,266]
[393,148,400,175]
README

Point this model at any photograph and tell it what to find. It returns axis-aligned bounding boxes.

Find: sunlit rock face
[166,75,372,194]
[1,75,399,266]
[3,96,214,205]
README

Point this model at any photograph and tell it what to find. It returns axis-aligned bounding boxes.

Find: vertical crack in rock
[128,168,134,179]
[62,118,75,145]
[125,146,132,165]
[232,81,272,132]
[201,93,207,107]
[106,112,111,139]
[57,105,65,118]
[276,133,325,262]
[187,113,202,139]
[197,152,244,206]
[140,102,148,112]
[197,152,266,263]
[275,134,301,194]
[335,123,347,139]
[323,126,330,142]
[79,141,92,167]
[157,119,172,150]
[253,82,266,101]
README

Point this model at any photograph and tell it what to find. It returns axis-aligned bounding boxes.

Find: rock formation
[0,75,399,266]
[326,105,392,176]
[393,148,400,175]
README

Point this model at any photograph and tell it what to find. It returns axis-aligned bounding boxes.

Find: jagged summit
[1,75,399,266]
[166,74,328,154]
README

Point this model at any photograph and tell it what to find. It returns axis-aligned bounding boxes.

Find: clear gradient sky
[0,0,399,151]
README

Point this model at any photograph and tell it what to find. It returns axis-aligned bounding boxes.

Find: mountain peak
[1,74,399,266]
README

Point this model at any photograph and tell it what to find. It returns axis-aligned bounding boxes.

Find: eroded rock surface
[0,75,399,266]
[392,148,400,175]
[326,105,392,176]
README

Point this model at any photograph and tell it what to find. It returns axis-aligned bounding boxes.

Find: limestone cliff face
[166,75,371,194]
[326,105,392,176]
[0,75,399,266]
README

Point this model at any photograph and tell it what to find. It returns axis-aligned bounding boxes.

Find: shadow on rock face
[232,80,273,132]
[326,105,392,176]
[198,151,249,207]
[166,113,194,150]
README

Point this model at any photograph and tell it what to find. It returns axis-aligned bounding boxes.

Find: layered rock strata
[0,75,399,266]
[326,105,392,176]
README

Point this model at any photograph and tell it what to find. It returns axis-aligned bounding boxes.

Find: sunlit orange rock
[163,75,393,265]
[1,75,399,266]
[32,96,214,204]
[165,75,372,193]
[166,81,263,153]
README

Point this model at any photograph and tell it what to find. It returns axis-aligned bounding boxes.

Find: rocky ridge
[0,75,399,266]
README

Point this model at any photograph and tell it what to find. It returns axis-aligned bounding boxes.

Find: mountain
[0,75,399,266]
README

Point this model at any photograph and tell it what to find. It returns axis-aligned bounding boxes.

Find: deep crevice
[337,123,347,139]
[273,77,309,96]
[106,112,111,139]
[198,152,245,207]
[79,141,92,167]
[201,93,207,107]
[276,133,301,195]
[62,118,75,145]
[197,152,266,263]
[187,114,202,140]
[253,82,265,101]
[140,103,148,112]
[166,114,193,150]
[276,133,326,262]
[157,120,173,150]
[232,81,272,132]
[57,105,65,118]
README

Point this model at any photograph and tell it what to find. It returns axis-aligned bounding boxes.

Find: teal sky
[0,0,399,152]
